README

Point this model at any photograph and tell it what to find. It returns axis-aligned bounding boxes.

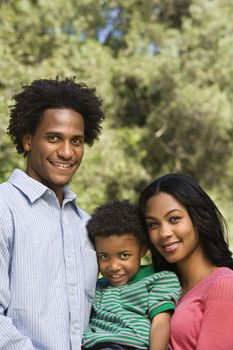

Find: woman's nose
[159,224,173,239]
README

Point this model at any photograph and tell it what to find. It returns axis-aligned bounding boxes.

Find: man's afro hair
[8,77,105,155]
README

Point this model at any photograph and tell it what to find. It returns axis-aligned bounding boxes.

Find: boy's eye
[97,254,108,261]
[47,135,59,142]
[120,253,130,259]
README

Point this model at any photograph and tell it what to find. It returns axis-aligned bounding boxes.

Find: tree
[104,0,233,194]
[0,0,232,213]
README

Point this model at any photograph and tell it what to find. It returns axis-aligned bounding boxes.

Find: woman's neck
[177,247,217,296]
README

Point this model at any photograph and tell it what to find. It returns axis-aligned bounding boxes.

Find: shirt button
[72,329,77,335]
[68,286,76,296]
[66,250,72,259]
[71,323,79,335]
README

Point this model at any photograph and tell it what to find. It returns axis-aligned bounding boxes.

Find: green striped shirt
[82,265,181,349]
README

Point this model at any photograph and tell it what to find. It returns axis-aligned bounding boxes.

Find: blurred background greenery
[0,0,232,247]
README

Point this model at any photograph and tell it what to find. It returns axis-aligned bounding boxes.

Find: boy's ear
[140,245,148,258]
[22,134,32,152]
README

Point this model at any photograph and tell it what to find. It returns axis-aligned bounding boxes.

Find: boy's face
[22,108,84,199]
[95,233,147,287]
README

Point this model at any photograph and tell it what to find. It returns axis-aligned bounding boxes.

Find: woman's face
[145,192,202,267]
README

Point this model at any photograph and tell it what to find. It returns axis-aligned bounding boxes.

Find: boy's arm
[150,312,171,350]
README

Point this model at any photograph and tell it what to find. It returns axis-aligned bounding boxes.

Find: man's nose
[57,141,73,159]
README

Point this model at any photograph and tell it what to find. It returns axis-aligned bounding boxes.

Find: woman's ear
[22,134,32,152]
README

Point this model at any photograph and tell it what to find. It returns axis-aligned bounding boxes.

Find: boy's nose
[108,259,121,272]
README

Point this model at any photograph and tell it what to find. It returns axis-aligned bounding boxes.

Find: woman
[139,173,233,349]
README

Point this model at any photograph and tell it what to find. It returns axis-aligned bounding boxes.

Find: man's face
[23,108,85,198]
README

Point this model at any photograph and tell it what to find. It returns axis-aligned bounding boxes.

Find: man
[0,77,105,349]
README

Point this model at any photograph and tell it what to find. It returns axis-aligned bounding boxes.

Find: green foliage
[105,0,233,196]
[208,189,233,250]
[0,0,232,251]
[70,123,150,212]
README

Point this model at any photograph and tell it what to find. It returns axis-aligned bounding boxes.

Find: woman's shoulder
[182,267,233,300]
[212,267,233,280]
[207,267,233,300]
[202,267,233,287]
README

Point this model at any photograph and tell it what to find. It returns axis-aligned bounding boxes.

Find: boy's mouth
[107,274,126,286]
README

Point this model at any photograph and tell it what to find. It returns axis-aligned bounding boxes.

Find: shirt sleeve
[0,198,36,349]
[148,271,181,319]
[196,275,233,349]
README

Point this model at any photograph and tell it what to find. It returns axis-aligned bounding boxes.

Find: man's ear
[22,134,32,152]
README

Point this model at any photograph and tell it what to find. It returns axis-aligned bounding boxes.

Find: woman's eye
[170,216,180,223]
[146,222,158,229]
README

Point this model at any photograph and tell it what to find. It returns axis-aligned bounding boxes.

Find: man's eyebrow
[45,131,84,138]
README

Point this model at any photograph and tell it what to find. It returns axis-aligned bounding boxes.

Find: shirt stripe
[82,265,181,349]
[0,169,98,350]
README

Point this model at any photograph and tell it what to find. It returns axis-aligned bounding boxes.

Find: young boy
[82,200,181,350]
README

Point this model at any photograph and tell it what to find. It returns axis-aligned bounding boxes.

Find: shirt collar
[8,168,77,205]
[98,264,155,289]
[128,264,155,284]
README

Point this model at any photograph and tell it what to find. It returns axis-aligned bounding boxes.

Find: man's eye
[72,137,83,145]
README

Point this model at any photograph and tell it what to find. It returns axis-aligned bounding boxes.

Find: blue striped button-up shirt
[0,169,98,350]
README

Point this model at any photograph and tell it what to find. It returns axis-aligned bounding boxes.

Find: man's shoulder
[0,169,43,207]
[0,169,24,193]
[75,205,90,217]
[0,169,26,194]
[0,180,16,217]
[0,180,10,189]
[0,178,15,197]
[73,203,91,222]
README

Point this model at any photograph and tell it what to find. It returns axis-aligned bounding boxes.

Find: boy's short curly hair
[87,199,148,247]
[8,77,105,155]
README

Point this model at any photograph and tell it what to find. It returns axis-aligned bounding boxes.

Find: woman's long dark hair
[139,173,233,273]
